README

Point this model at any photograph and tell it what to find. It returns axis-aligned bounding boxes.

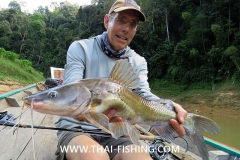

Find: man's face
[104,10,139,51]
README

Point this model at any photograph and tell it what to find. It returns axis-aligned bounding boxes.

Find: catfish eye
[48,91,58,98]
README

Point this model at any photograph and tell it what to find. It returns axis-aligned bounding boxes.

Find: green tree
[0,20,12,36]
[8,1,21,12]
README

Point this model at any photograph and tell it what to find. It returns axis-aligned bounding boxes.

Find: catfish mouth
[22,95,32,104]
[22,96,44,109]
[22,99,31,106]
[30,101,44,109]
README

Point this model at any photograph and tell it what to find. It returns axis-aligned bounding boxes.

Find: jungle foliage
[0,0,240,88]
[0,47,44,83]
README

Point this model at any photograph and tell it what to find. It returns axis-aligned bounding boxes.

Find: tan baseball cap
[109,0,146,22]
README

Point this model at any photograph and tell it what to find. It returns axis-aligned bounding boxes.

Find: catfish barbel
[23,60,220,160]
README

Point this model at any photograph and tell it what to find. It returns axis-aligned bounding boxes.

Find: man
[55,0,188,159]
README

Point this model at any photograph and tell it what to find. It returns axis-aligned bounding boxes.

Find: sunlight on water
[201,113,240,150]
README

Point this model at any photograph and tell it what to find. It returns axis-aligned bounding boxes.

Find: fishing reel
[149,138,170,160]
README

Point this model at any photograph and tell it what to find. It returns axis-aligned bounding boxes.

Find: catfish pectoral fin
[128,123,141,145]
[110,122,128,138]
[111,122,141,145]
[83,112,111,134]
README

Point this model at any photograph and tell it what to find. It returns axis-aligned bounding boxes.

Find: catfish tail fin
[183,113,220,160]
[191,113,220,134]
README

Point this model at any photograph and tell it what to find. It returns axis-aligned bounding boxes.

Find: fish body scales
[114,86,176,122]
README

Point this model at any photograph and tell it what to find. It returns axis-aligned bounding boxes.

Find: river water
[201,112,240,150]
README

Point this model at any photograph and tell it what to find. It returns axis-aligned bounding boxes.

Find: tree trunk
[228,3,231,43]
[165,9,170,44]
[233,59,240,71]
[152,18,154,31]
[20,29,28,54]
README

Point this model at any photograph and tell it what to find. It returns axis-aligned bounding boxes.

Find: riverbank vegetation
[151,79,240,119]
[0,47,44,84]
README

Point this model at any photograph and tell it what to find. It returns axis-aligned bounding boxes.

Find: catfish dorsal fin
[109,60,139,88]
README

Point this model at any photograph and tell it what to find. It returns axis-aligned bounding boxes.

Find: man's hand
[103,109,122,122]
[170,101,188,136]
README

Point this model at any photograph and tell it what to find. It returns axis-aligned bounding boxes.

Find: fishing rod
[0,123,161,141]
[0,123,112,137]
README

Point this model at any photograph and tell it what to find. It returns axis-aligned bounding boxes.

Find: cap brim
[113,6,146,22]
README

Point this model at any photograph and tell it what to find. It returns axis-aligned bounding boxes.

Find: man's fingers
[110,116,122,122]
[103,108,117,119]
[170,101,188,136]
[103,108,122,122]
[170,119,185,136]
[172,101,188,124]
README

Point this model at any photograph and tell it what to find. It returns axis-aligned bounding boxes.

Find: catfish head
[22,81,92,116]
